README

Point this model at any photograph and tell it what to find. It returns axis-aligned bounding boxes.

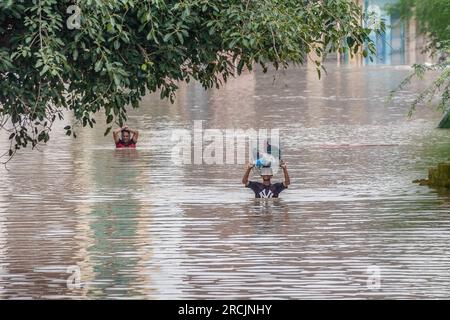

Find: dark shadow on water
[239,199,293,236]
[85,148,146,298]
[113,148,140,161]
[245,198,291,215]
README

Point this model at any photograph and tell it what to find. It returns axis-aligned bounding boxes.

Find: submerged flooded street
[1,64,450,299]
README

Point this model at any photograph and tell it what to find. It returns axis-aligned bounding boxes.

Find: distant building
[330,0,433,65]
[365,0,432,65]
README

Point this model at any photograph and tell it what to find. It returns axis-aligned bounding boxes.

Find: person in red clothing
[113,125,139,148]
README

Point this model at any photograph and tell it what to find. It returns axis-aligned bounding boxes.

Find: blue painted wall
[363,0,406,65]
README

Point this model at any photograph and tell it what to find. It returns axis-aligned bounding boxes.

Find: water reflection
[86,149,144,298]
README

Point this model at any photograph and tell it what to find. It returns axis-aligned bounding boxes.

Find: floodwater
[1,64,450,299]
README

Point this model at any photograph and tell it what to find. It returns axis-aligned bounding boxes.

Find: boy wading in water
[113,125,139,148]
[242,160,290,198]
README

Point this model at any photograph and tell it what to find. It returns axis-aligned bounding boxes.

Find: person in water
[242,160,290,198]
[113,125,139,148]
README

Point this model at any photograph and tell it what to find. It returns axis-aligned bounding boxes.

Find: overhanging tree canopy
[389,0,449,116]
[0,0,378,157]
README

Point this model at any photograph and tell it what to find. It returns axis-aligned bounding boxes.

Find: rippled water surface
[1,64,450,299]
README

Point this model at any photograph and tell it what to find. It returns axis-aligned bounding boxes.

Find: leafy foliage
[0,0,377,158]
[388,0,449,53]
[388,0,449,116]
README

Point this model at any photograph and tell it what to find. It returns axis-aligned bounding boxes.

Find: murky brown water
[1,64,450,299]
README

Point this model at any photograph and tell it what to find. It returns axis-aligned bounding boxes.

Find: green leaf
[107,23,114,33]
[113,74,121,87]
[104,126,112,136]
[176,32,184,44]
[39,65,49,76]
[94,60,103,72]
[163,33,172,43]
[237,59,245,74]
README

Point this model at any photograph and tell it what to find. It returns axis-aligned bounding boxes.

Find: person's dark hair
[121,129,131,139]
